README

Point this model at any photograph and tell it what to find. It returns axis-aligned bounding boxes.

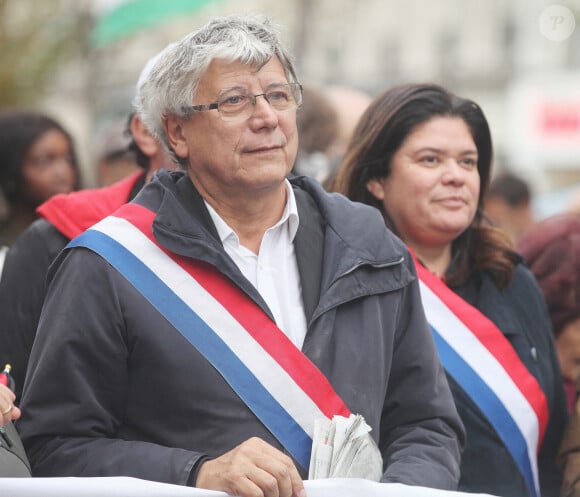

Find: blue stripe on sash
[68,230,312,469]
[431,327,536,496]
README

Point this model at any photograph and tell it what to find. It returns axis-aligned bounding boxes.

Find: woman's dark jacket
[449,265,567,497]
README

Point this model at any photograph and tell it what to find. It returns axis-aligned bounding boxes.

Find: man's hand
[196,437,306,497]
[0,383,20,425]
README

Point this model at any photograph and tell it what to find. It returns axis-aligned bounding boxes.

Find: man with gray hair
[19,15,464,497]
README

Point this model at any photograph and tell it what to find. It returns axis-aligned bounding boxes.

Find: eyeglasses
[182,82,303,123]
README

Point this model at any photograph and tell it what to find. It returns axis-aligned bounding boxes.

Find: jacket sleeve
[378,257,465,490]
[18,248,201,485]
[0,220,68,400]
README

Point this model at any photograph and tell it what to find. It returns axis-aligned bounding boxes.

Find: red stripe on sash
[411,251,548,445]
[117,202,351,420]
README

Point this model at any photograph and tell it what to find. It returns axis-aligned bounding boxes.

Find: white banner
[0,476,498,497]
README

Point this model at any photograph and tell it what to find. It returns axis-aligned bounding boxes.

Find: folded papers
[309,413,383,481]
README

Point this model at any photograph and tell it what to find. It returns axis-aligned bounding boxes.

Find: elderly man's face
[167,57,298,202]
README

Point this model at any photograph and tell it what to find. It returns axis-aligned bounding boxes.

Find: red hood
[36,171,144,240]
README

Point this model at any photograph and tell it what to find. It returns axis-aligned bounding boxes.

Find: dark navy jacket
[19,170,464,488]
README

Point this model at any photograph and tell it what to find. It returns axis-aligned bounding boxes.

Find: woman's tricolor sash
[412,253,548,497]
[67,203,351,470]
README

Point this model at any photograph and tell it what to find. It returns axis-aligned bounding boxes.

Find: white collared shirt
[205,180,307,349]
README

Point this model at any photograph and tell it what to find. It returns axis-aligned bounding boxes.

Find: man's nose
[249,93,278,124]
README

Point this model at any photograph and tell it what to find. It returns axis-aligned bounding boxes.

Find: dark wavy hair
[332,83,518,288]
[517,214,580,336]
[0,109,81,203]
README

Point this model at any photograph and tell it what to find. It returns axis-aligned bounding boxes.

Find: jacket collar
[145,171,404,259]
[138,170,407,322]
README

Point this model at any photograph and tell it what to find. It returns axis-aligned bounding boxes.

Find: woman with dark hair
[517,214,580,497]
[333,83,567,497]
[0,109,81,245]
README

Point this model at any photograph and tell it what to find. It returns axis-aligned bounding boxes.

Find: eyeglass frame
[181,82,303,121]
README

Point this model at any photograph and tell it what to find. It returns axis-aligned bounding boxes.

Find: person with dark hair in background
[0,110,81,245]
[322,85,372,189]
[517,214,580,497]
[0,109,173,401]
[292,84,339,185]
[95,117,142,187]
[333,82,567,497]
[18,15,464,497]
[484,171,535,244]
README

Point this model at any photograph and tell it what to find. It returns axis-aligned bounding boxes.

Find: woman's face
[21,129,77,204]
[366,116,480,249]
[557,317,580,384]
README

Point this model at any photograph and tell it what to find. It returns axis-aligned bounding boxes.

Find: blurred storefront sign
[506,74,580,170]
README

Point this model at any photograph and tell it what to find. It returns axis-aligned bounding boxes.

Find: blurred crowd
[0,12,580,497]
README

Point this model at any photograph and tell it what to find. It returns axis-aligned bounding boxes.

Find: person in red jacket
[0,111,173,399]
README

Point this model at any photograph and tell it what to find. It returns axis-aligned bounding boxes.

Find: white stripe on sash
[89,216,326,439]
[419,281,540,495]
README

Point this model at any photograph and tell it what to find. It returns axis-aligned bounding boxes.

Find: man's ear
[163,114,189,159]
[366,178,385,201]
[130,114,158,157]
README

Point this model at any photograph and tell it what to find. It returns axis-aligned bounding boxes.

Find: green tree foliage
[0,0,92,108]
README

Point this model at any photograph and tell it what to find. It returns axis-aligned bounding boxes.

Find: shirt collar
[205,179,299,246]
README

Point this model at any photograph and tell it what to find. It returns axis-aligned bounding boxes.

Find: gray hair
[135,14,299,151]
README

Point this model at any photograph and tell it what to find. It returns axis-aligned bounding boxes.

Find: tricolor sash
[67,203,351,469]
[412,252,548,497]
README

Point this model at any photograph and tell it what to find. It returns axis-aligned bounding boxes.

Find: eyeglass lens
[217,83,301,121]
